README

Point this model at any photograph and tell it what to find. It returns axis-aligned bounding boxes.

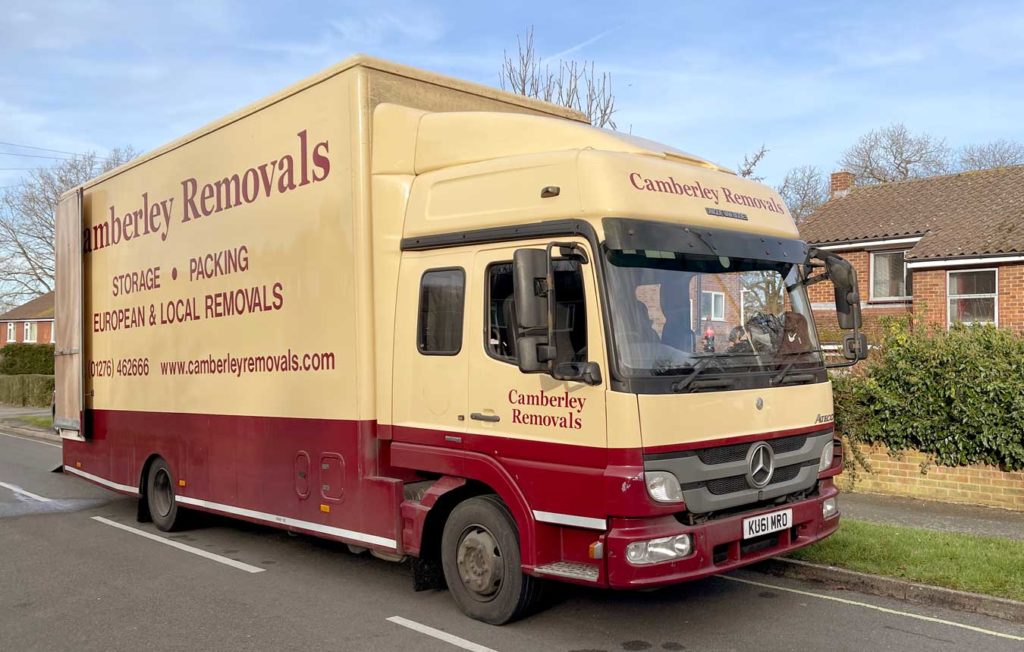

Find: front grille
[704,462,805,495]
[695,434,809,465]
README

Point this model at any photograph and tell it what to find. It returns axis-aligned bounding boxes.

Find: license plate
[742,508,792,539]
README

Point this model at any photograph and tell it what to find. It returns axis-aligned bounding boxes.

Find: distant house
[801,168,1024,338]
[0,292,55,347]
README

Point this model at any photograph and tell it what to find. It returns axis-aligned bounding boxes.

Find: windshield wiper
[772,361,817,386]
[670,358,717,392]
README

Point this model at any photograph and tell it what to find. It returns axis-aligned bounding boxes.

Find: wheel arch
[392,442,540,567]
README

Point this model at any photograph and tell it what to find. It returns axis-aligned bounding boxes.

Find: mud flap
[411,557,446,591]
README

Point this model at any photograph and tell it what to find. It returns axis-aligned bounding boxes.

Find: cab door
[466,240,608,523]
[392,251,473,445]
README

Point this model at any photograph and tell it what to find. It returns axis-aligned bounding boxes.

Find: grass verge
[16,415,52,429]
[789,518,1024,602]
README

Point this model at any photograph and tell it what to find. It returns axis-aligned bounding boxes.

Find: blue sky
[2,0,1023,190]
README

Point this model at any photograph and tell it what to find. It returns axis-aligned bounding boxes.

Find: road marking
[90,516,266,574]
[0,431,62,448]
[387,616,497,652]
[720,574,1024,642]
[0,481,52,502]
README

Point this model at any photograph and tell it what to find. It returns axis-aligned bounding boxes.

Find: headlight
[626,534,693,565]
[818,440,836,472]
[645,471,684,503]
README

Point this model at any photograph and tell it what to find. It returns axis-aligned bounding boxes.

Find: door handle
[470,412,500,423]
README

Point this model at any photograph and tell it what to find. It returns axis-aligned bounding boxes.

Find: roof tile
[0,291,55,321]
[800,166,1024,259]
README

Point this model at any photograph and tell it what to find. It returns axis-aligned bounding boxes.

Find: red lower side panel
[63,410,404,550]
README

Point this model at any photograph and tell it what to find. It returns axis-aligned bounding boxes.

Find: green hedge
[0,374,55,407]
[0,343,55,375]
[833,319,1024,472]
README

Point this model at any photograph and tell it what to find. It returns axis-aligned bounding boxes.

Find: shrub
[832,318,1024,471]
[0,374,55,407]
[0,343,55,375]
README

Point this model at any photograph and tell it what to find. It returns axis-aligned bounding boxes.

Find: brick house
[0,292,55,347]
[801,168,1024,339]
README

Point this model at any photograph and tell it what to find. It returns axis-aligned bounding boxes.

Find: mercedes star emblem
[746,442,775,489]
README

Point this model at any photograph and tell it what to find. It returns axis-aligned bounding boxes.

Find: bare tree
[500,27,617,129]
[840,123,951,184]
[0,147,137,307]
[958,139,1024,171]
[737,144,769,181]
[777,165,829,225]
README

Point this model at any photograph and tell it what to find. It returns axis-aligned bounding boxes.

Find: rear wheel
[146,458,185,532]
[441,495,542,624]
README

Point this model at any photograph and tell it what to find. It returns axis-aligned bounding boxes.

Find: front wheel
[146,458,186,532]
[441,495,542,624]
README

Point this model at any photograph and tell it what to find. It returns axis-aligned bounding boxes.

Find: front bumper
[604,481,839,588]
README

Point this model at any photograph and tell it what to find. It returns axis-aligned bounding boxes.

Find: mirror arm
[544,243,557,372]
[803,272,831,287]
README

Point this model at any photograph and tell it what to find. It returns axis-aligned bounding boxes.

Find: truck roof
[74,55,591,194]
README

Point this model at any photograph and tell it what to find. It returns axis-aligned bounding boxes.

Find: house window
[23,321,36,343]
[948,269,997,327]
[700,291,725,321]
[417,268,465,355]
[871,251,912,300]
[5,322,12,342]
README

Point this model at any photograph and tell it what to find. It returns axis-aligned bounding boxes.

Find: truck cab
[378,105,864,622]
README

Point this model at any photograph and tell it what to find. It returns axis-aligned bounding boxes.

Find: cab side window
[486,260,587,364]
[417,268,465,355]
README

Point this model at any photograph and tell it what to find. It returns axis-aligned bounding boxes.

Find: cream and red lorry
[54,55,865,624]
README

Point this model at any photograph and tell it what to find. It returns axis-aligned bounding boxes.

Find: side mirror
[513,248,552,373]
[842,332,868,361]
[812,250,862,330]
[513,248,548,332]
[554,361,603,386]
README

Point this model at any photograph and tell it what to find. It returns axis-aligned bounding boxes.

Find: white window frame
[5,322,12,342]
[22,321,36,343]
[701,290,725,322]
[50,320,55,343]
[869,250,912,302]
[946,268,998,329]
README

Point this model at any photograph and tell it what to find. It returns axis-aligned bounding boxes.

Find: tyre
[441,494,542,624]
[146,458,186,532]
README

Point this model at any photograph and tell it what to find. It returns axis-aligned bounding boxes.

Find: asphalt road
[1,429,1022,652]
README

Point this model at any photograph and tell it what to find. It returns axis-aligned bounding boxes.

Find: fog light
[822,497,838,520]
[818,440,836,472]
[625,534,693,565]
[645,471,684,503]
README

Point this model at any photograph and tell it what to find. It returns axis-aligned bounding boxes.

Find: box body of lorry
[56,56,851,623]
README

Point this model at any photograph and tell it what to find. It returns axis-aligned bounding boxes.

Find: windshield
[605,247,823,392]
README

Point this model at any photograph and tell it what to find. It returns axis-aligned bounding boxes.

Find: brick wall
[911,268,945,328]
[837,443,1024,511]
[0,320,53,347]
[912,263,1024,333]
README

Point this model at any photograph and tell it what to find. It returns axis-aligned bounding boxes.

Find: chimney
[830,171,855,199]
